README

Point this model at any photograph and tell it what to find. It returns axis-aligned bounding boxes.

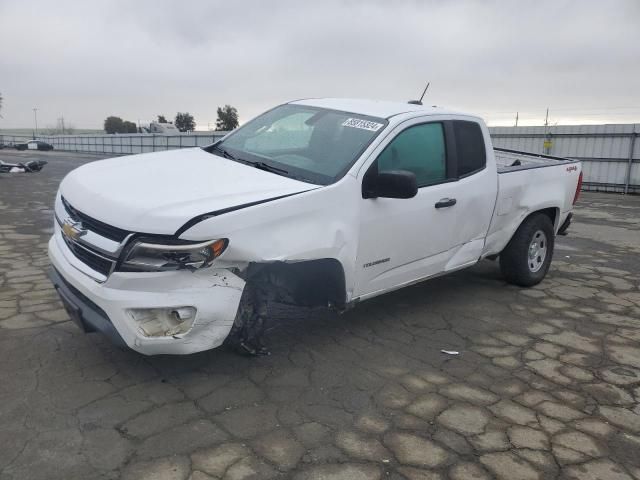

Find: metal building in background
[489,124,639,194]
[0,132,228,155]
[1,123,638,194]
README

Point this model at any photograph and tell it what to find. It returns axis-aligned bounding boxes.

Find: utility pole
[33,107,39,136]
[543,108,552,155]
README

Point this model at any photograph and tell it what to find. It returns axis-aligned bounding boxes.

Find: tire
[500,213,555,287]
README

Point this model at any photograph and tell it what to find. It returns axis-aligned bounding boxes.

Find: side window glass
[377,123,446,186]
[454,121,486,176]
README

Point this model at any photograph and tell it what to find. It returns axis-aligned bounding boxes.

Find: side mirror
[363,169,418,199]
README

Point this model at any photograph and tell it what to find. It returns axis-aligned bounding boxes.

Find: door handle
[435,198,457,209]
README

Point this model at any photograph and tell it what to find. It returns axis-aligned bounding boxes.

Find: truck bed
[481,147,582,258]
[494,147,579,173]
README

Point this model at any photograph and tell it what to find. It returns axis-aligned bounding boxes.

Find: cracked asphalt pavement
[1,150,640,480]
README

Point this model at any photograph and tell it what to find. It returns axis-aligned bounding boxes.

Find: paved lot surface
[1,150,640,480]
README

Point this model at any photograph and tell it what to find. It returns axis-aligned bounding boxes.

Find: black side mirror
[363,168,418,199]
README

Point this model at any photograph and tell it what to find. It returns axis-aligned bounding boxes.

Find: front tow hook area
[48,267,128,348]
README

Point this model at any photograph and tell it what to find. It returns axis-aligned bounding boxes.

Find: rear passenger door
[355,117,496,298]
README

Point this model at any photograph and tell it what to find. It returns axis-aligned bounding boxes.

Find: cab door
[354,117,495,299]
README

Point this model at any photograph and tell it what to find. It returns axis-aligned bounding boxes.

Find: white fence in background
[489,124,639,194]
[0,132,228,155]
[2,123,638,193]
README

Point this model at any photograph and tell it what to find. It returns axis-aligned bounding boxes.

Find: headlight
[120,238,228,272]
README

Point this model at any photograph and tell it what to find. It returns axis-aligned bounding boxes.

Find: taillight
[573,171,583,205]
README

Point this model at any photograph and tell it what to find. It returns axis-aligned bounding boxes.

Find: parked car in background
[16,140,54,151]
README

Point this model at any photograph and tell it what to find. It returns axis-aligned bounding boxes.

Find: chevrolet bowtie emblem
[62,220,87,241]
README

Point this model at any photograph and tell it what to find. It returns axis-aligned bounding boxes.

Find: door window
[377,123,447,187]
[453,120,486,177]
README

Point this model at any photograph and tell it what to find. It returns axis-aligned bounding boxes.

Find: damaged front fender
[178,177,361,304]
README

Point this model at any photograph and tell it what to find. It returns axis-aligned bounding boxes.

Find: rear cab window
[453,120,486,177]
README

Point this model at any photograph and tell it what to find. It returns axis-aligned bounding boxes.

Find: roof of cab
[290,97,472,120]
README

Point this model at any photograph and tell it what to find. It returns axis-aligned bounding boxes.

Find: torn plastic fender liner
[225,258,347,356]
[222,219,351,308]
[241,259,347,309]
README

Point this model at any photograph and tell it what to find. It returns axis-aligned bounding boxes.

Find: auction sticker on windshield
[342,118,384,131]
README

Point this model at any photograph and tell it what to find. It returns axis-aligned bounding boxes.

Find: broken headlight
[120,238,228,272]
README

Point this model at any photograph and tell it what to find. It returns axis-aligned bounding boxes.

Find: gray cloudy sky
[1,0,639,130]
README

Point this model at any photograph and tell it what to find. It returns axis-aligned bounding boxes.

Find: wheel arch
[497,206,559,256]
[535,207,560,232]
[512,207,560,242]
[243,258,347,309]
[499,207,556,287]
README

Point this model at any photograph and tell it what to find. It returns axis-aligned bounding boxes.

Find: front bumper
[48,236,245,355]
[48,267,128,347]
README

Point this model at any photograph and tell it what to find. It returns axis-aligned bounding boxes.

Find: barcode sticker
[342,118,384,131]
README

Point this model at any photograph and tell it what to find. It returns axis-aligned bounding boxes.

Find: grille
[63,237,114,276]
[62,197,130,242]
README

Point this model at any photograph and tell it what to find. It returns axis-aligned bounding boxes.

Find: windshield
[208,104,387,185]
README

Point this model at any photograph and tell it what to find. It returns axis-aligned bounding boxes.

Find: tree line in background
[103,105,239,134]
[174,112,195,132]
[103,116,138,134]
[216,105,238,131]
[0,94,240,134]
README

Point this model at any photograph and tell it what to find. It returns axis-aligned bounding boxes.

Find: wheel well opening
[534,207,559,231]
[501,207,560,255]
[245,258,347,309]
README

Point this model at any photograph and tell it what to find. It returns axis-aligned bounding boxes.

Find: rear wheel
[500,213,555,287]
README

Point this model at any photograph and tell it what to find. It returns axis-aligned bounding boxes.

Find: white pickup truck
[48,98,583,355]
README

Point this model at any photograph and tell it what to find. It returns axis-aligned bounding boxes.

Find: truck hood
[60,148,316,235]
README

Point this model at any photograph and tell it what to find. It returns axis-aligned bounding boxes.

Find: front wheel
[500,213,555,287]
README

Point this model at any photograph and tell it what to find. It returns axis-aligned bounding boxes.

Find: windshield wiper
[249,161,289,175]
[210,145,289,176]
[211,144,236,160]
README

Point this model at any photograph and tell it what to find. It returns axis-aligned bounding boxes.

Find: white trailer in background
[147,122,181,134]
